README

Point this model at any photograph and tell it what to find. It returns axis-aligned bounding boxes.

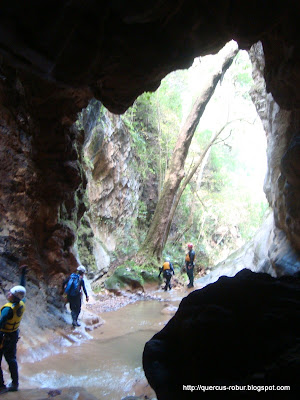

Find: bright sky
[181,43,268,202]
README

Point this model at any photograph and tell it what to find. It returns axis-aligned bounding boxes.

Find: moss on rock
[104,260,159,291]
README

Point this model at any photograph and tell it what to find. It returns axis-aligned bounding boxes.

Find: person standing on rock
[185,243,195,288]
[159,257,175,291]
[0,264,28,394]
[63,265,89,327]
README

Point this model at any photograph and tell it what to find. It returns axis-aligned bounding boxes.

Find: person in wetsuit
[63,265,89,327]
[0,265,28,393]
[185,243,195,288]
[159,257,175,291]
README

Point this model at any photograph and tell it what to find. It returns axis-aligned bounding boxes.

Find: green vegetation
[79,45,269,283]
[77,216,98,273]
[104,260,159,291]
[124,48,268,267]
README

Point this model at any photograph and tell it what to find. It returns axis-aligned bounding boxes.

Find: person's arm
[190,251,195,264]
[81,280,89,301]
[62,277,69,292]
[19,265,28,287]
[0,307,13,329]
[170,263,175,274]
[19,264,28,302]
[158,267,162,277]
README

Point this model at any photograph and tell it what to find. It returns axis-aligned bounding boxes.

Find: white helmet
[77,265,86,273]
[10,285,26,300]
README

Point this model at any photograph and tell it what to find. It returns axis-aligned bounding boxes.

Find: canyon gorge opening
[1,2,300,399]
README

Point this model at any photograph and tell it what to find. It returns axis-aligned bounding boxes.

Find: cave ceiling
[1,0,299,116]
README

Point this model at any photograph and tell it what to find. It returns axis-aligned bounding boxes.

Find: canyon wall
[0,1,299,361]
[77,100,141,276]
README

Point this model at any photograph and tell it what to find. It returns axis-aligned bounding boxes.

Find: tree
[163,122,238,249]
[137,41,239,262]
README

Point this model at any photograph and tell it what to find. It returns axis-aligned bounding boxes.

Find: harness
[0,301,25,333]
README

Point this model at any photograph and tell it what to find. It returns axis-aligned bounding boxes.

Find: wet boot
[7,382,18,392]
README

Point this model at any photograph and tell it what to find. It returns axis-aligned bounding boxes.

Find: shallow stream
[18,289,189,400]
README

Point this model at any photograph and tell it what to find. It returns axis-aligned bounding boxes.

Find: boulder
[143,269,300,399]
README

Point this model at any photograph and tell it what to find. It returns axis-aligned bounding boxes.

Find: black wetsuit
[63,274,88,326]
[185,250,195,287]
[159,262,175,291]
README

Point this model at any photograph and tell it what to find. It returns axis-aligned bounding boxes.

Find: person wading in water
[159,257,175,291]
[185,243,195,288]
[63,265,89,327]
[0,265,28,394]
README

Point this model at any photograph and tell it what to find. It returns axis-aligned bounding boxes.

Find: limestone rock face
[143,269,300,399]
[79,101,141,272]
[249,42,300,276]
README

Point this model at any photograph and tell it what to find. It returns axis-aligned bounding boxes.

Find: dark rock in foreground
[143,269,300,399]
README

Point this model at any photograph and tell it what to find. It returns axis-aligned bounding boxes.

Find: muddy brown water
[12,288,194,400]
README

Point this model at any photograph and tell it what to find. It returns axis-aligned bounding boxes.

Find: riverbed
[17,288,191,400]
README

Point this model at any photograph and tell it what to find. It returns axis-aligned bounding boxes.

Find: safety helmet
[77,265,86,273]
[187,243,193,249]
[165,257,170,262]
[10,285,26,300]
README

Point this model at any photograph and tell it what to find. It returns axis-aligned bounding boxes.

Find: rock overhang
[0,1,299,114]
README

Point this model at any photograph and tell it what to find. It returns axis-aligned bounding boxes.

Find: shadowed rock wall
[143,269,300,398]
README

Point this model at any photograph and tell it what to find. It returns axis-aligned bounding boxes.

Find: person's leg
[166,274,172,290]
[190,267,194,286]
[163,272,168,291]
[3,333,19,390]
[186,263,191,286]
[0,347,5,388]
[68,296,77,326]
[187,266,194,287]
[163,280,168,291]
[186,268,191,286]
[73,296,82,326]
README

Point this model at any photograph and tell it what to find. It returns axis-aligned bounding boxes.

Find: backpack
[64,273,81,296]
[163,262,171,270]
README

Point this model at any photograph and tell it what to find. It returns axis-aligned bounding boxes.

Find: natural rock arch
[0,0,299,279]
[0,2,299,388]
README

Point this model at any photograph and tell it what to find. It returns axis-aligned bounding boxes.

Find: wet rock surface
[143,269,300,399]
[0,387,98,400]
[249,42,300,277]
